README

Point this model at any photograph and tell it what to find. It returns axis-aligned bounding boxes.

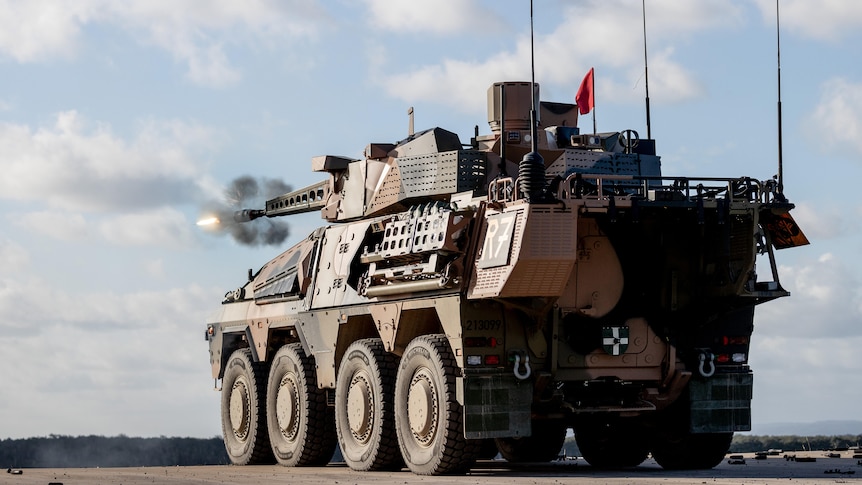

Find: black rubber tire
[651,431,733,470]
[221,348,275,465]
[496,420,567,463]
[394,334,479,475]
[574,419,649,468]
[335,339,403,471]
[266,343,337,467]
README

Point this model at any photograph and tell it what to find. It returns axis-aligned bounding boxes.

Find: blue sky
[1,0,861,439]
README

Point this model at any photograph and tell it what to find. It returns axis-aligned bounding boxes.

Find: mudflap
[689,371,753,433]
[463,370,532,439]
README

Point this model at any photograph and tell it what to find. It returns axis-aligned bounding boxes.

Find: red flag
[576,68,594,115]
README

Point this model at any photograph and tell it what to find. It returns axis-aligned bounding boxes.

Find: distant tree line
[728,434,862,453]
[0,435,229,468]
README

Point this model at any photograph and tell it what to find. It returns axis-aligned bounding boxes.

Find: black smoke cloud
[200,175,291,247]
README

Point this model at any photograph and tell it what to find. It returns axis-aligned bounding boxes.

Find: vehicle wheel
[221,348,274,465]
[335,339,403,471]
[575,419,649,468]
[394,334,479,475]
[496,420,567,462]
[651,431,733,470]
[266,343,337,466]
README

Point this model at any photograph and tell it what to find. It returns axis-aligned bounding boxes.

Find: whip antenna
[642,0,652,140]
[776,0,784,194]
[518,0,546,202]
[529,0,538,155]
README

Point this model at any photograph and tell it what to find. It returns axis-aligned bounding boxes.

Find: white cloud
[753,335,862,381]
[748,248,862,423]
[813,78,862,155]
[750,334,862,423]
[0,279,222,437]
[0,111,216,213]
[754,0,862,41]
[144,258,166,279]
[640,48,704,100]
[0,112,217,249]
[756,252,862,338]
[11,210,91,241]
[182,43,241,87]
[99,207,198,249]
[0,275,216,335]
[9,207,201,249]
[10,207,201,248]
[379,0,740,112]
[0,0,328,87]
[363,0,505,34]
[789,202,857,241]
[0,238,30,272]
[0,0,99,62]
[382,54,529,114]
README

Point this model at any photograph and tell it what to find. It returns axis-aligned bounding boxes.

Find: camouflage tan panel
[468,202,578,299]
[315,128,488,222]
[309,223,372,309]
[487,81,580,132]
[555,217,624,318]
[249,236,318,303]
[360,202,472,298]
[556,317,668,384]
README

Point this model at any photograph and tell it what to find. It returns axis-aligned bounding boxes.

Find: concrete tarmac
[5,452,860,485]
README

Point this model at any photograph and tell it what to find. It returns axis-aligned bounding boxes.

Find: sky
[1,0,861,440]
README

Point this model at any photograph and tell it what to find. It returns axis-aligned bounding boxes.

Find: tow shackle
[698,350,716,378]
[513,353,532,380]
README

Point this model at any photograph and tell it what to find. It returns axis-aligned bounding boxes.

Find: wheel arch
[334,314,379,373]
[214,327,250,380]
[367,296,462,362]
[391,307,444,355]
[331,306,446,377]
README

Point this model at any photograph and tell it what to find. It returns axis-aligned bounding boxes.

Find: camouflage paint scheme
[206,82,807,473]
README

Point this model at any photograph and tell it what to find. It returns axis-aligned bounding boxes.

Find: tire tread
[221,348,275,465]
[398,334,479,475]
[337,338,403,470]
[270,343,337,467]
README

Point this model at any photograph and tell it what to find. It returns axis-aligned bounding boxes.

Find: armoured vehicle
[205,81,807,474]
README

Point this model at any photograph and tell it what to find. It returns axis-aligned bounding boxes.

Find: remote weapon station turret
[205,78,806,474]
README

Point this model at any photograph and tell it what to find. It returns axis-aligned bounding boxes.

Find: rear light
[464,337,500,348]
[466,355,502,366]
[721,336,749,346]
[714,353,748,364]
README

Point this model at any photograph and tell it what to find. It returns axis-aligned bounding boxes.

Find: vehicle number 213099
[464,319,502,331]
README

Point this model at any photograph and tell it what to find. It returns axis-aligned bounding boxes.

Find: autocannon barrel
[233,209,266,223]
